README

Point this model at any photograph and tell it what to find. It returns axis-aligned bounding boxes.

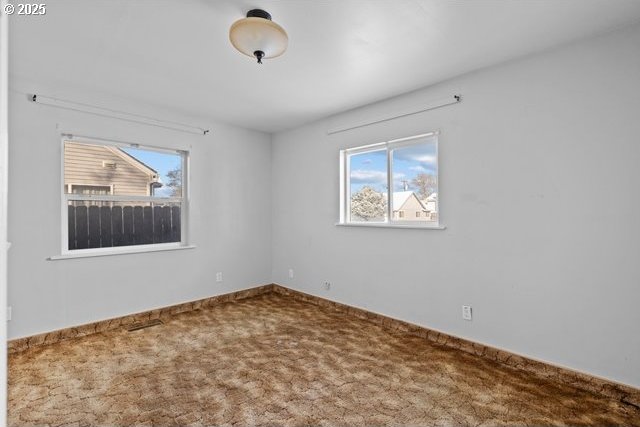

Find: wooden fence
[68,205,181,250]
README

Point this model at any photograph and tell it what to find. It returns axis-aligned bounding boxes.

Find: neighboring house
[391,190,438,221]
[64,141,162,196]
[422,192,438,221]
[392,190,428,220]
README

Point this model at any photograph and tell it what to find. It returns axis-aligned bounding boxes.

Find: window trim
[67,183,114,195]
[339,131,443,229]
[48,243,196,261]
[58,135,191,257]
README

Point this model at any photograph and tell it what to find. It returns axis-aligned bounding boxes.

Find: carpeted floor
[9,293,640,426]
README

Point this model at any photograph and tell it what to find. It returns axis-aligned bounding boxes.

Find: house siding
[64,142,155,196]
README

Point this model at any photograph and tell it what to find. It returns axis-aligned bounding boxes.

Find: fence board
[133,206,144,244]
[88,206,101,248]
[172,206,181,242]
[75,206,89,249]
[100,206,112,247]
[142,206,153,244]
[111,206,123,247]
[68,205,76,250]
[153,206,163,244]
[161,206,171,243]
[122,206,134,246]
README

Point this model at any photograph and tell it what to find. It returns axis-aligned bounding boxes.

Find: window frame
[59,135,190,256]
[339,131,443,229]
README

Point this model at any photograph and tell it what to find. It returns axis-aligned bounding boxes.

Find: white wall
[271,24,640,388]
[7,77,272,339]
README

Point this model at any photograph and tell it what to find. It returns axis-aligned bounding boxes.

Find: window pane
[391,135,438,223]
[64,141,183,198]
[67,200,181,250]
[349,149,388,222]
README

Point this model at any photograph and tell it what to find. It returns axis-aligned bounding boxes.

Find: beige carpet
[9,293,640,426]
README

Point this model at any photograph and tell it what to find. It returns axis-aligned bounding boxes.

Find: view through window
[63,139,186,251]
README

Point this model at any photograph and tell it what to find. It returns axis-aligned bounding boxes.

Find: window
[62,137,188,253]
[340,132,439,228]
[68,184,112,195]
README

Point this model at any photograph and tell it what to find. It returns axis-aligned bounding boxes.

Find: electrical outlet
[323,281,331,290]
[216,272,223,283]
[7,306,11,321]
[288,269,294,279]
[462,305,472,321]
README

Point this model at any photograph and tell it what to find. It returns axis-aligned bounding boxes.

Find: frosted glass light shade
[229,16,288,61]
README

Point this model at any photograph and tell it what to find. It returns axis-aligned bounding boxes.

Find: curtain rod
[327,94,461,135]
[29,94,210,136]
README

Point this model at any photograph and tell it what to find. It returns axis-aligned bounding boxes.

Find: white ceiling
[10,0,640,133]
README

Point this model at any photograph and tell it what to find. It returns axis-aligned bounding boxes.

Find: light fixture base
[246,9,271,21]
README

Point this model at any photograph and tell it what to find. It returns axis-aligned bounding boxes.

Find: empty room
[1,0,640,425]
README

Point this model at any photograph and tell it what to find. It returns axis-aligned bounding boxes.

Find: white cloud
[394,145,437,165]
[412,154,436,164]
[350,169,387,184]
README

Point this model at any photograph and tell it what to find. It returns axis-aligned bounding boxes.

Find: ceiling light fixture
[229,9,288,64]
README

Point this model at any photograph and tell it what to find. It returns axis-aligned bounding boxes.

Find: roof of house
[113,147,158,176]
[392,191,426,210]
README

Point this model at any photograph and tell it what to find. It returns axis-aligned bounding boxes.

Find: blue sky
[123,148,182,197]
[349,139,437,194]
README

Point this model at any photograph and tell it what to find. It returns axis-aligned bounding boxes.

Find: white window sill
[48,244,196,260]
[335,222,446,230]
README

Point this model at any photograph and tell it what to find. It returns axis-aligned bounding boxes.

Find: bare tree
[411,173,437,199]
[165,167,182,197]
[351,186,387,221]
